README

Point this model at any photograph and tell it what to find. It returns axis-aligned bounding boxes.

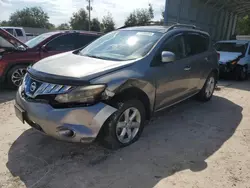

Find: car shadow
[217,79,250,92]
[0,88,16,104]
[6,96,242,188]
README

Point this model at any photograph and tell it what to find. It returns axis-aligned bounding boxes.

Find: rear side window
[184,34,209,56]
[75,34,99,48]
[15,29,24,37]
[46,33,77,51]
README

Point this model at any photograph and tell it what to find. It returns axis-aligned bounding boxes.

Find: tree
[91,18,101,32]
[70,8,89,30]
[101,13,115,33]
[237,15,250,35]
[8,7,52,28]
[124,4,154,27]
[57,23,71,30]
[0,20,9,26]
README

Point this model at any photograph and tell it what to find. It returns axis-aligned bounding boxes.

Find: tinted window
[76,34,99,48]
[185,34,209,56]
[215,42,247,54]
[5,28,14,35]
[162,35,185,60]
[15,29,23,37]
[46,33,76,51]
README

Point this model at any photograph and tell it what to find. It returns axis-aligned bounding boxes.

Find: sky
[0,0,165,27]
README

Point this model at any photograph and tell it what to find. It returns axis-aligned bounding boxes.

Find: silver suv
[15,24,219,149]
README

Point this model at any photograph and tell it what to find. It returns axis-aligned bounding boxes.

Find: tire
[235,65,248,81]
[6,65,27,89]
[100,100,146,150]
[196,72,216,102]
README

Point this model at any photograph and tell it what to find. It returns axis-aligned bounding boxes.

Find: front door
[153,34,192,111]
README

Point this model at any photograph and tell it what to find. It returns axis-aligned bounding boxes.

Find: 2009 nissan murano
[15,24,219,149]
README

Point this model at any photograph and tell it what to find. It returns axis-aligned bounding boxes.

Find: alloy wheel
[205,77,215,98]
[116,107,141,144]
[11,68,27,87]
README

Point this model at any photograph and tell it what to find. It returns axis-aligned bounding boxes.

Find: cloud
[0,0,165,27]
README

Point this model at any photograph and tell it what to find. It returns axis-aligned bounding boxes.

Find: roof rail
[167,24,197,31]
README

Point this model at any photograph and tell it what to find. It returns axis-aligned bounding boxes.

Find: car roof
[0,26,23,29]
[119,25,209,36]
[216,40,249,44]
[46,30,103,36]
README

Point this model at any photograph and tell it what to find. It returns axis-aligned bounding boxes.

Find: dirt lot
[0,80,249,188]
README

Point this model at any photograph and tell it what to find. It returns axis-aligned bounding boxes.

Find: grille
[23,74,74,98]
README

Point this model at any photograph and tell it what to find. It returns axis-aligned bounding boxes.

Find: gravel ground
[0,80,249,188]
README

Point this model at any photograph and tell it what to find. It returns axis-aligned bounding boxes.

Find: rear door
[183,33,210,92]
[40,33,77,59]
[154,34,193,111]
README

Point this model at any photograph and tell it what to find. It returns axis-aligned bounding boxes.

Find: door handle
[184,66,191,71]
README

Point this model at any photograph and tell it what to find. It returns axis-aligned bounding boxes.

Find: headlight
[55,85,106,103]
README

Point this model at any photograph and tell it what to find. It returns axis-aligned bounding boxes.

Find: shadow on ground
[217,79,250,91]
[6,96,242,188]
[0,89,16,104]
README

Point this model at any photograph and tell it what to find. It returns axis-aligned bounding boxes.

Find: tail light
[217,52,220,60]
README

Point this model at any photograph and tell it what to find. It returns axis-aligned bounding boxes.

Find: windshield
[25,32,55,48]
[79,30,163,61]
[215,42,248,54]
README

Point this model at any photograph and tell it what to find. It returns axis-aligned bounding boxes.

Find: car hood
[0,28,28,49]
[31,51,135,82]
[218,51,242,64]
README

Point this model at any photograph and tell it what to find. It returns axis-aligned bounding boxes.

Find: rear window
[215,42,247,54]
[184,34,209,56]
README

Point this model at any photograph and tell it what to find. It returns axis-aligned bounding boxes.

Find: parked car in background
[26,33,38,41]
[0,27,28,42]
[215,40,250,80]
[0,28,102,88]
[15,24,219,149]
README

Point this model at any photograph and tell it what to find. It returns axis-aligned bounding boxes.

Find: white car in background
[215,40,250,80]
[0,27,28,42]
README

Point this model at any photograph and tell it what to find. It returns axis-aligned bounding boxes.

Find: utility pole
[86,0,93,31]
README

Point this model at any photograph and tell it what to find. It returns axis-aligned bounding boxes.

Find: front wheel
[7,65,27,89]
[197,72,216,102]
[235,66,248,81]
[100,100,146,149]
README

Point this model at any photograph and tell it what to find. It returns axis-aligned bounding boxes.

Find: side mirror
[161,51,176,63]
[41,45,48,52]
[16,46,26,51]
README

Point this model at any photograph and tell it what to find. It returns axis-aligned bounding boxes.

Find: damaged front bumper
[15,89,117,143]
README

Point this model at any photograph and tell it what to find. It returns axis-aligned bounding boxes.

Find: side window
[184,34,209,56]
[5,28,14,36]
[75,34,99,48]
[15,29,24,37]
[162,35,186,60]
[46,34,76,51]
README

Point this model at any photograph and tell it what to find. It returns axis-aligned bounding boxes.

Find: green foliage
[124,4,154,27]
[101,13,115,33]
[91,18,101,32]
[8,7,52,28]
[0,20,9,26]
[57,23,71,30]
[70,8,89,30]
[237,15,250,35]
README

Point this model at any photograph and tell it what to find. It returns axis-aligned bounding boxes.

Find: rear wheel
[100,100,146,150]
[7,65,27,89]
[197,72,216,102]
[235,66,248,81]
